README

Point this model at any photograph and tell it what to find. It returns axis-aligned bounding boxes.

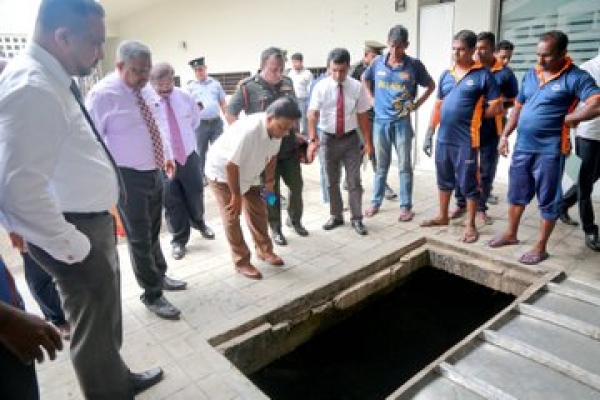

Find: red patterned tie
[134,89,165,168]
[335,83,344,135]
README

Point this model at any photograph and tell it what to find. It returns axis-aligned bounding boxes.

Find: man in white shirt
[0,0,163,397]
[559,52,600,251]
[287,52,313,135]
[307,48,374,236]
[206,97,301,280]
[150,62,215,260]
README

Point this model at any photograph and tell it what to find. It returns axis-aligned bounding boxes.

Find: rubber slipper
[518,250,549,265]
[487,236,520,248]
[420,218,449,227]
[365,206,379,218]
[459,230,479,243]
[398,209,415,222]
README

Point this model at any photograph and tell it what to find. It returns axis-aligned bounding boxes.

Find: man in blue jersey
[451,32,518,224]
[488,30,600,264]
[421,30,502,243]
[363,25,435,222]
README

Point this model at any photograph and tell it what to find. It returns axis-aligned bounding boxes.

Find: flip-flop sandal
[420,218,449,227]
[487,236,520,248]
[365,206,379,218]
[398,209,415,222]
[518,250,549,265]
[459,230,479,243]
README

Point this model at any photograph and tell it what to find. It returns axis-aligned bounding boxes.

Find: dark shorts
[435,142,479,199]
[507,151,564,220]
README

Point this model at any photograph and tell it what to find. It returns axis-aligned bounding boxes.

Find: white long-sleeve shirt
[0,43,118,264]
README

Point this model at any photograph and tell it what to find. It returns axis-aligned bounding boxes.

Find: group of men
[1,0,600,399]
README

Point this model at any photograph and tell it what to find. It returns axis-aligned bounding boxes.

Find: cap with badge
[188,57,205,68]
[364,40,386,55]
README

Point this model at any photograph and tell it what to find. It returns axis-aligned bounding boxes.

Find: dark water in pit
[249,266,515,399]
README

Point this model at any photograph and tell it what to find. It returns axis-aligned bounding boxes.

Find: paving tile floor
[3,161,600,399]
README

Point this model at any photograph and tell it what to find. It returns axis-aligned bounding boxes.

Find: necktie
[164,96,187,165]
[70,80,127,203]
[335,82,345,135]
[133,89,165,168]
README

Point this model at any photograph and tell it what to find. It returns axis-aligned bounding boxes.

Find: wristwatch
[308,138,318,143]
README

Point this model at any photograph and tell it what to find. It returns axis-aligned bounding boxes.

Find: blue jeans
[371,118,414,209]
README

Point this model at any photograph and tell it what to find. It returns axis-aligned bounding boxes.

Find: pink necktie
[335,83,345,135]
[134,89,165,168]
[164,96,187,165]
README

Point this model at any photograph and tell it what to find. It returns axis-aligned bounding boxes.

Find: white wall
[104,0,438,83]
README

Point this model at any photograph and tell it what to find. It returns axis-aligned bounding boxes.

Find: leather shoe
[585,231,600,252]
[131,367,164,395]
[171,243,185,260]
[559,210,578,226]
[323,217,344,230]
[272,229,287,246]
[235,264,263,280]
[163,276,187,291]
[286,218,308,236]
[142,295,181,320]
[198,223,215,239]
[257,252,284,266]
[351,220,368,236]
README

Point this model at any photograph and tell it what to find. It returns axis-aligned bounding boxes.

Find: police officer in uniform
[226,47,307,246]
[350,40,397,200]
[187,56,227,192]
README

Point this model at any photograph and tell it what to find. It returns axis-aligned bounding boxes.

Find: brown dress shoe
[235,264,263,280]
[257,252,284,266]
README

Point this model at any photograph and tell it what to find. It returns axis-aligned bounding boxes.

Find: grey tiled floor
[4,161,600,399]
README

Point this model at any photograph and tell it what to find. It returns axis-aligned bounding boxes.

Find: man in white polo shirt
[206,97,301,280]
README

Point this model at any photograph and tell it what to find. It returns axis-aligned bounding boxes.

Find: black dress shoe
[286,218,309,236]
[198,223,215,239]
[351,220,368,235]
[323,217,344,230]
[142,295,181,320]
[163,276,187,291]
[272,229,287,246]
[171,243,185,260]
[131,367,164,395]
[585,232,600,251]
[559,210,579,226]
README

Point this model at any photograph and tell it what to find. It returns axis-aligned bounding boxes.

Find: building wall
[103,0,492,83]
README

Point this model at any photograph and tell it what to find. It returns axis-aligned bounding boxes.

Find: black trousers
[267,156,304,231]
[163,152,206,246]
[0,343,39,400]
[118,168,167,301]
[563,136,600,235]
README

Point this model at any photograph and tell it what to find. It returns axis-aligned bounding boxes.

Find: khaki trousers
[210,181,273,267]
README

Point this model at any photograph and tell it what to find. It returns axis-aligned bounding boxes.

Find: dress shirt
[288,68,314,99]
[308,76,371,133]
[186,77,226,120]
[205,113,281,194]
[153,87,201,158]
[86,74,172,171]
[577,53,600,141]
[0,43,118,264]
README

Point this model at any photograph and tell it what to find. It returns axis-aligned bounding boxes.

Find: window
[499,0,600,81]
